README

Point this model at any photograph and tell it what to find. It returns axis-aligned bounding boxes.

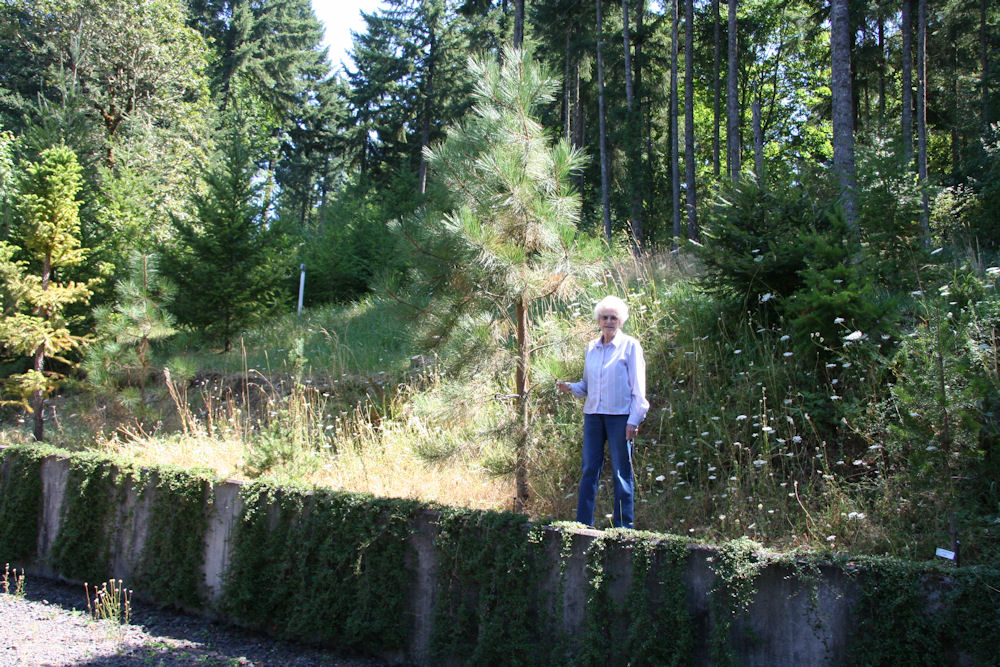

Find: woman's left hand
[626,424,638,440]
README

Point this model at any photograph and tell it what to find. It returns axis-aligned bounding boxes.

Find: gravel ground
[0,575,399,667]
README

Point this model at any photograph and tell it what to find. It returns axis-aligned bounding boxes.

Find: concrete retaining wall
[0,447,972,665]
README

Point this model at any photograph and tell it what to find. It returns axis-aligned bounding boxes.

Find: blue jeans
[576,413,634,528]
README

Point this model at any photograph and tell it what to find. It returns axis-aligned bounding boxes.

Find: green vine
[708,537,768,666]
[624,533,693,665]
[842,555,1000,666]
[580,532,615,666]
[135,465,213,609]
[7,444,997,665]
[941,565,1000,664]
[581,530,693,666]
[223,481,421,651]
[430,507,550,664]
[49,451,140,585]
[785,555,830,656]
[0,444,56,564]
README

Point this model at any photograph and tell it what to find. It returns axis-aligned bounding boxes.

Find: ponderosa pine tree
[0,144,98,440]
[424,46,594,512]
[85,252,176,410]
[166,121,292,352]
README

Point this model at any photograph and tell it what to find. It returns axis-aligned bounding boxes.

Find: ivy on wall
[708,537,770,666]
[0,444,56,564]
[1,447,213,607]
[222,481,422,651]
[49,451,137,585]
[624,533,693,664]
[430,507,552,664]
[580,530,694,666]
[135,465,214,609]
[1,443,997,665]
[844,556,1000,665]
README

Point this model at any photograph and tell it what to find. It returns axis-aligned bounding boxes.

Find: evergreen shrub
[696,180,828,317]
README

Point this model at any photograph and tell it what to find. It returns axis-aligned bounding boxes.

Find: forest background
[1,0,1000,565]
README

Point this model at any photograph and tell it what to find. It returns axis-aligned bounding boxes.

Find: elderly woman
[557,296,649,528]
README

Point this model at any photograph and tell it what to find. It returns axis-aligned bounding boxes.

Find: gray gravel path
[0,575,399,666]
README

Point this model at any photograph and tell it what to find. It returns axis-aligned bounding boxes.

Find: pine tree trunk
[902,0,914,166]
[32,253,53,441]
[513,0,524,48]
[684,0,697,240]
[830,0,857,232]
[636,0,650,228]
[514,295,530,512]
[753,96,763,180]
[564,27,572,140]
[727,0,740,181]
[573,62,584,151]
[623,0,634,105]
[32,345,44,441]
[878,17,886,122]
[573,62,585,193]
[712,0,721,178]
[670,0,680,241]
[982,0,990,134]
[623,0,644,250]
[418,25,437,195]
[952,36,961,180]
[916,0,929,239]
[596,0,612,241]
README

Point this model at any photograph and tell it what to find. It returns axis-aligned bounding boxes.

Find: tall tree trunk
[902,0,914,165]
[623,0,634,105]
[670,0,680,241]
[32,254,53,441]
[830,0,857,232]
[513,0,524,48]
[623,0,644,249]
[32,345,44,441]
[684,0,697,239]
[712,0,721,178]
[878,16,886,122]
[637,0,651,230]
[573,62,584,150]
[514,294,530,512]
[752,96,763,180]
[982,0,990,133]
[916,0,929,239]
[418,24,437,195]
[564,26,572,140]
[597,0,612,241]
[727,0,740,181]
[952,34,961,180]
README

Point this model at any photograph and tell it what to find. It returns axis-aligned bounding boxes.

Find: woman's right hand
[556,381,571,393]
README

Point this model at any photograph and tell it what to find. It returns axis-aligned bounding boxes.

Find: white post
[297,263,306,315]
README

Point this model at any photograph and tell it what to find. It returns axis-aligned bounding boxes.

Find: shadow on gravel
[15,576,401,667]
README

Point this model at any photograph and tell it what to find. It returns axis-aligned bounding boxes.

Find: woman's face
[598,310,621,340]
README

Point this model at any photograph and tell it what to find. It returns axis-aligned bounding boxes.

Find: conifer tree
[424,46,595,512]
[166,122,292,352]
[85,252,176,410]
[0,144,98,440]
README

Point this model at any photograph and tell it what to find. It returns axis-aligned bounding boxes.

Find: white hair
[593,295,629,324]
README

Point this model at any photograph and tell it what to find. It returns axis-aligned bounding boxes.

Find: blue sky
[311,0,386,73]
